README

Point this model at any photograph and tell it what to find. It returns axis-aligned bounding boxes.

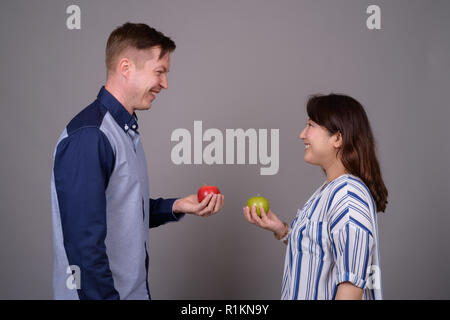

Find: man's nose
[160,74,168,89]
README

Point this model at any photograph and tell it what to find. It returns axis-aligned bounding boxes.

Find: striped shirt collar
[97,86,139,133]
[319,173,354,192]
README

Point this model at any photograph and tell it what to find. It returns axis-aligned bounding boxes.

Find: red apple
[197,185,221,203]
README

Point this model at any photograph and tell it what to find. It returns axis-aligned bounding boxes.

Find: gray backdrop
[1,0,449,299]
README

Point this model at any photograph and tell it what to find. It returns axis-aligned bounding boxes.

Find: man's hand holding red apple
[172,187,224,218]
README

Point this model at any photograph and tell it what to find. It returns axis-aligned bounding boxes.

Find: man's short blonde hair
[105,22,176,74]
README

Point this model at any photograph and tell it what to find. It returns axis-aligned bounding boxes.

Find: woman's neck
[324,160,348,184]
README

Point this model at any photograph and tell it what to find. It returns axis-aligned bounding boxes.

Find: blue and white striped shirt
[281,174,383,300]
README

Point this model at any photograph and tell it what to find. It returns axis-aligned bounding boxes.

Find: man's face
[127,46,171,111]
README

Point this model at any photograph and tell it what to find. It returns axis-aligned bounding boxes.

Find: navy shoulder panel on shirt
[55,126,116,189]
[53,125,119,299]
[59,99,115,184]
[67,100,108,135]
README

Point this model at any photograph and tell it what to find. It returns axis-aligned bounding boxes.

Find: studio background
[1,0,449,299]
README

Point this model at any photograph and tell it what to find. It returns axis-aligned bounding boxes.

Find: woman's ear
[333,131,343,149]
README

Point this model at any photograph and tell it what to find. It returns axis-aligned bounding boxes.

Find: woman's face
[299,118,341,168]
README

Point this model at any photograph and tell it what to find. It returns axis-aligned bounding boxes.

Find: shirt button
[124,125,129,130]
[132,124,137,129]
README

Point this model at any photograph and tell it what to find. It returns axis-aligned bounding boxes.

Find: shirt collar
[97,86,139,133]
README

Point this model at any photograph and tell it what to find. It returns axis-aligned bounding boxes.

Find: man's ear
[118,57,132,79]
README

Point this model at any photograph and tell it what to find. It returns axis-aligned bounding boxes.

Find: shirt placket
[127,128,140,153]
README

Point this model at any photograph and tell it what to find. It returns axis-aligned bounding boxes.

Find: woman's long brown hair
[307,94,388,213]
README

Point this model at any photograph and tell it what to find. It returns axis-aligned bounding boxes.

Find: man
[50,22,224,300]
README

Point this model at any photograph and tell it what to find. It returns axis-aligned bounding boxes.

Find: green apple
[246,196,270,217]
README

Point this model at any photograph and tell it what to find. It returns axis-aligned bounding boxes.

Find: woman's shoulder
[328,174,370,194]
[326,174,375,211]
[325,174,377,235]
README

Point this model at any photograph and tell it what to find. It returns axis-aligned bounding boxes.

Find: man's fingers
[208,194,218,213]
[196,193,213,211]
[204,194,224,217]
[199,194,217,216]
[213,194,223,214]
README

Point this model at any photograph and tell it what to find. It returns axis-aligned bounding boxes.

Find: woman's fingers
[259,206,269,223]
[243,206,254,224]
[250,205,265,227]
[244,205,274,231]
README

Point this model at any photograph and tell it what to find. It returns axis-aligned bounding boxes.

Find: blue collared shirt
[51,86,184,300]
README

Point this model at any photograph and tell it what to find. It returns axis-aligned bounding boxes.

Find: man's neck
[104,81,134,116]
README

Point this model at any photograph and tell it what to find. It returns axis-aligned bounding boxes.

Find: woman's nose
[299,127,306,140]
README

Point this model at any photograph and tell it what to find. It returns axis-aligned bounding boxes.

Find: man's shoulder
[52,98,115,162]
[66,99,108,136]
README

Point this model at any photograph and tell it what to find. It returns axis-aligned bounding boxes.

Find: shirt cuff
[168,198,186,221]
[336,272,367,289]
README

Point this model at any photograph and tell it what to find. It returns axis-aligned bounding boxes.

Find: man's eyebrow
[156,66,168,72]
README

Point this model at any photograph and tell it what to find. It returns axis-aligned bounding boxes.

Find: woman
[243,94,388,300]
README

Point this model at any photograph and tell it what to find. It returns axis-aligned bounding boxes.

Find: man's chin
[136,103,152,111]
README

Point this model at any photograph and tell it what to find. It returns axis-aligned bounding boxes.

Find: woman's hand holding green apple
[243,204,287,239]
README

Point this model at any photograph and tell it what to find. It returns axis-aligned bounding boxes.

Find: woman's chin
[303,156,318,166]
